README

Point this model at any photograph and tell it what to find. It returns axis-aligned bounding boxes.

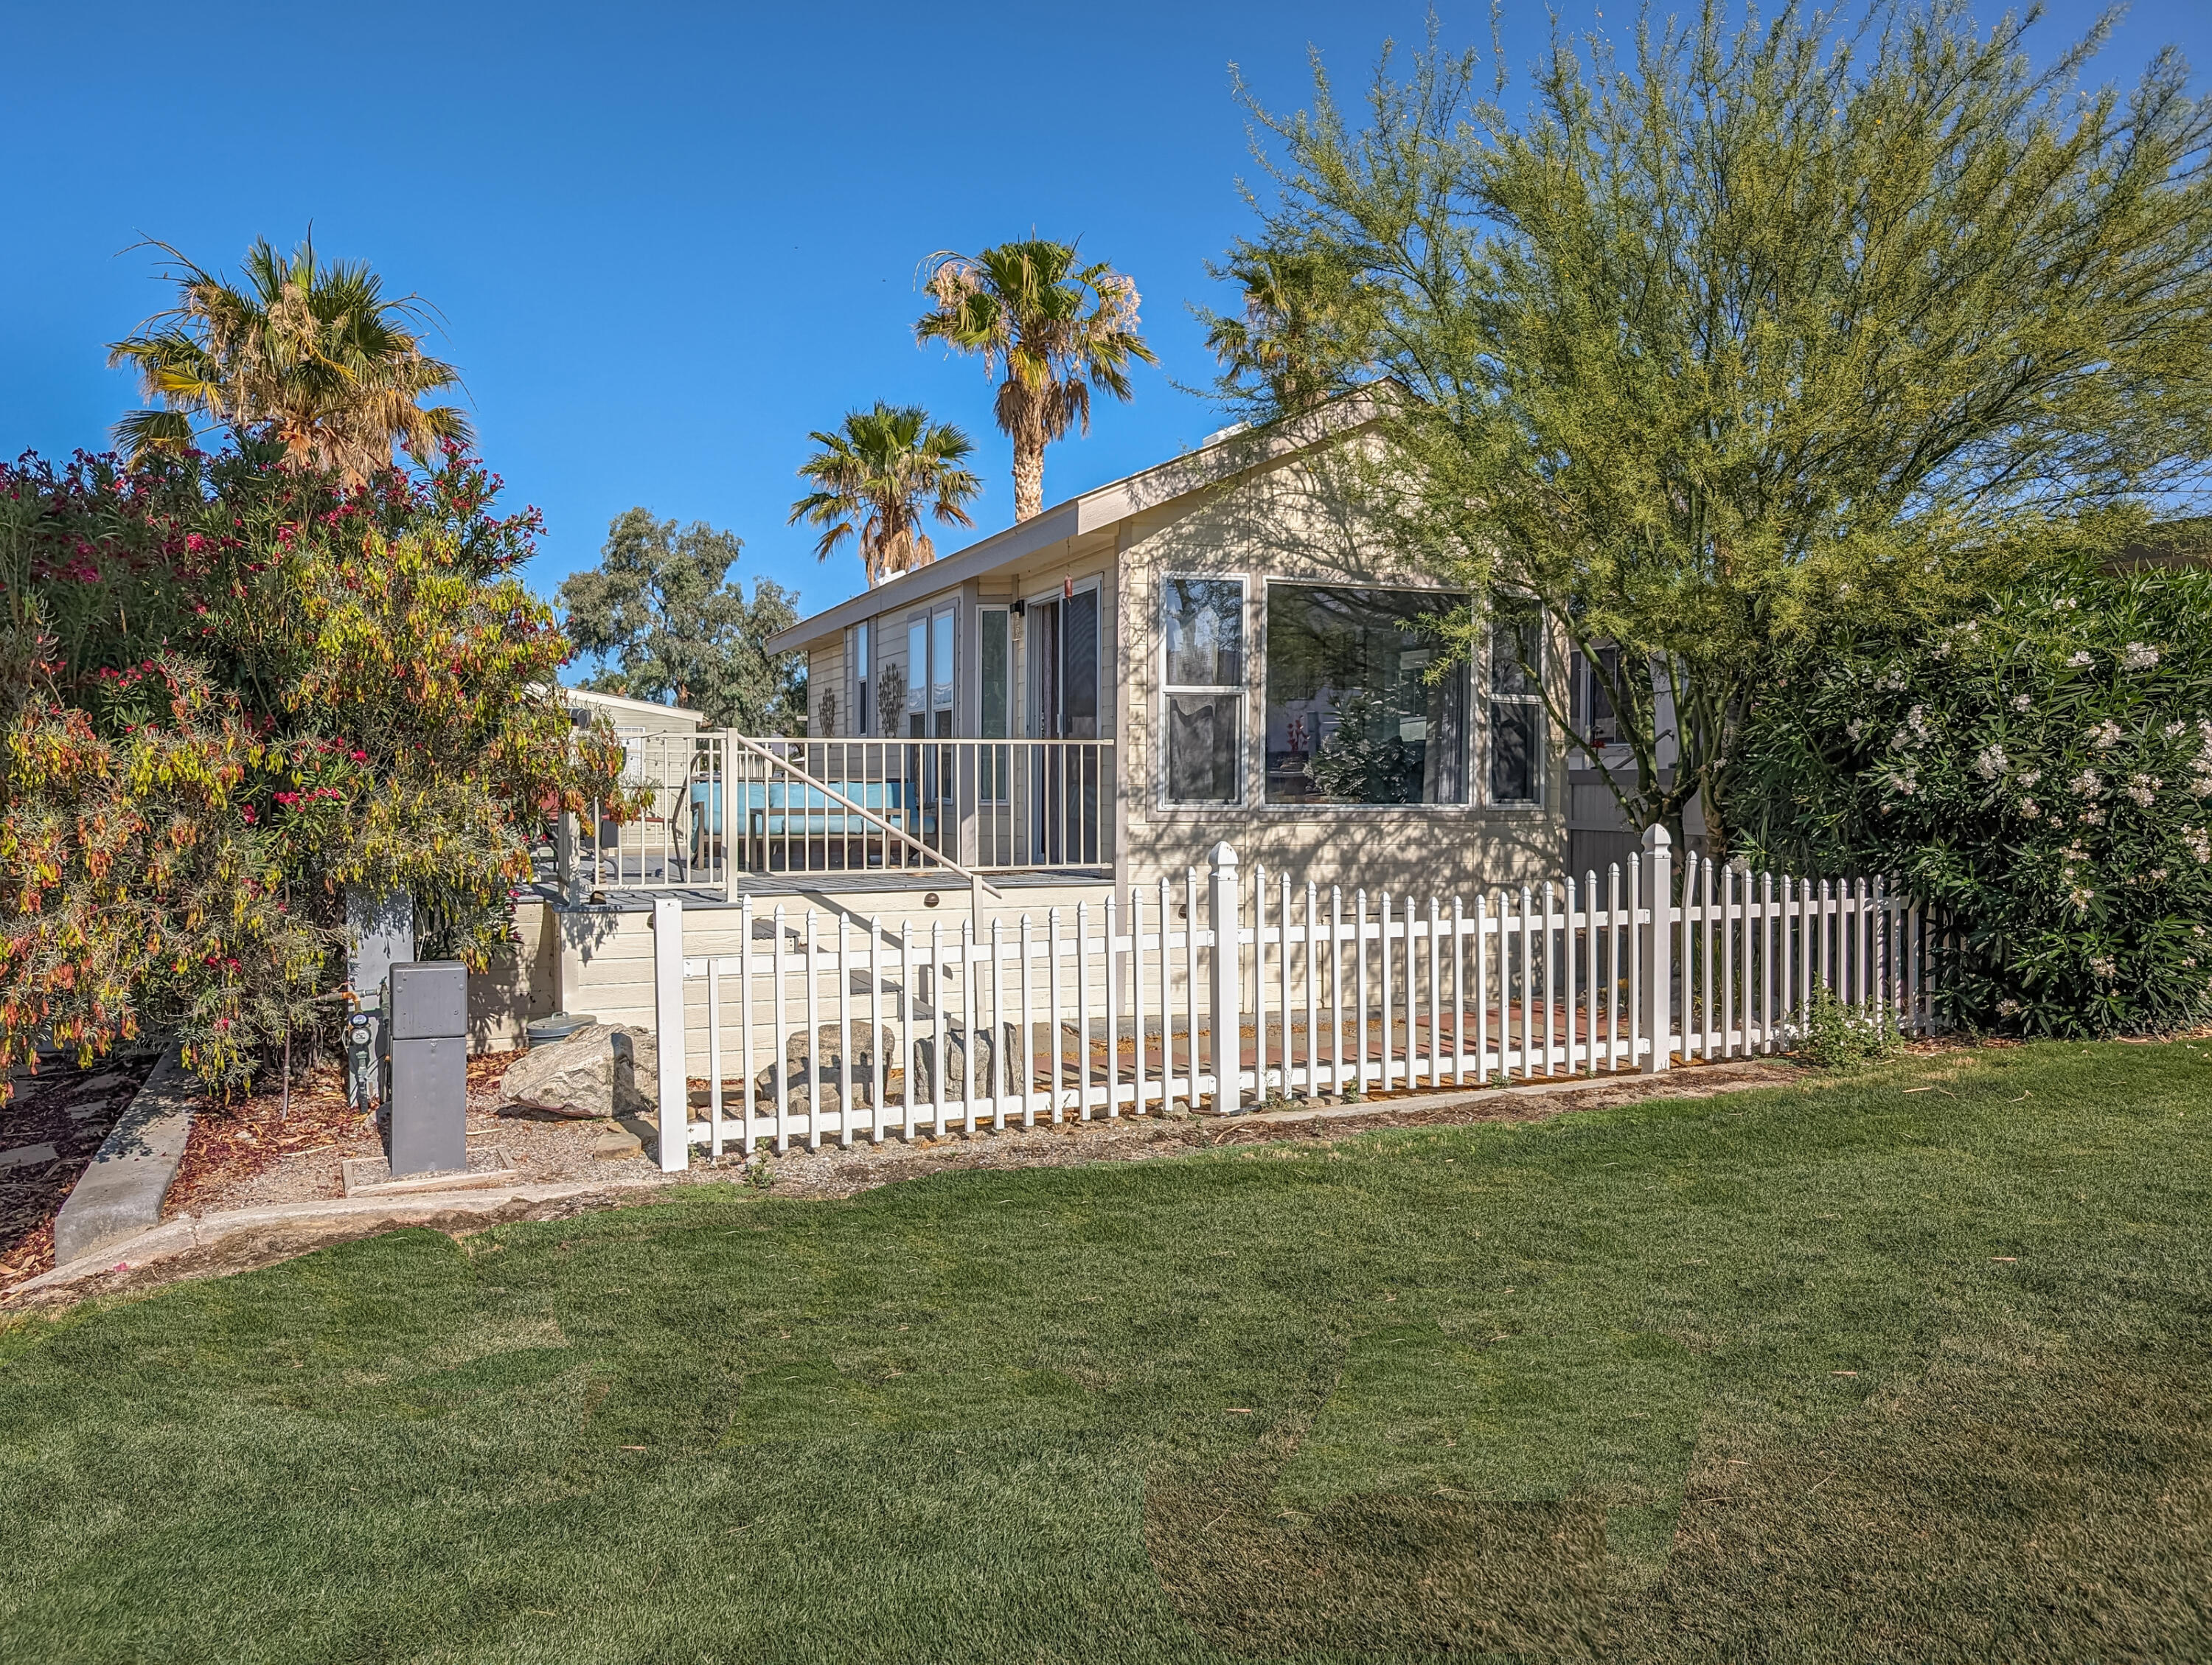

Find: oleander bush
[1726,566,2212,1037]
[0,442,634,1094]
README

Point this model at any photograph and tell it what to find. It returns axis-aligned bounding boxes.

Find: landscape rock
[908,1021,1026,1106]
[756,1021,898,1116]
[498,1023,656,1119]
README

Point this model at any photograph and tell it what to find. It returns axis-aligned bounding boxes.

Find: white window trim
[1483,602,1547,809]
[1156,573,1249,809]
[1025,574,1105,742]
[1253,577,1478,814]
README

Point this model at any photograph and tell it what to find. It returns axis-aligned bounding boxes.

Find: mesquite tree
[1220,1,2212,851]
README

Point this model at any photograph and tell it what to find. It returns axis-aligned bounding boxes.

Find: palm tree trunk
[1012,439,1045,522]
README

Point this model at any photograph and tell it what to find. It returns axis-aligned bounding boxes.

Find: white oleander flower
[2067,650,2093,667]
[2088,956,2118,981]
[2126,774,2161,807]
[2018,768,2042,788]
[2067,884,2094,911]
[2070,769,2103,797]
[2087,720,2122,749]
[1974,744,2008,780]
[2188,829,2212,863]
[2122,642,2160,670]
[2081,806,2107,827]
[1846,719,1865,743]
[2020,799,2041,819]
[2011,693,2032,712]
[2149,868,2170,883]
[2166,721,2186,740]
[1996,998,2022,1016]
[2053,597,2079,611]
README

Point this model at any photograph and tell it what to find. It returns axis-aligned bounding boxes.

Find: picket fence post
[652,895,690,1172]
[1639,824,1673,1074]
[1208,841,1244,1113]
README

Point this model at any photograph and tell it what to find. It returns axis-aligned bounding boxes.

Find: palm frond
[111,407,199,465]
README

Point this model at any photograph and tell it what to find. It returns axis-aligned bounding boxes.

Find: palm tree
[789,403,982,586]
[914,240,1155,522]
[108,236,471,487]
[1200,242,1369,417]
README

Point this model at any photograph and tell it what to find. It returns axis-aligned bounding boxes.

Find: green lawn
[4,1042,2210,1664]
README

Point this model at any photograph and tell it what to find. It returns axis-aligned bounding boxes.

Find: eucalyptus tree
[788,402,982,585]
[915,240,1155,521]
[558,510,803,734]
[108,236,470,487]
[1223,1,2212,851]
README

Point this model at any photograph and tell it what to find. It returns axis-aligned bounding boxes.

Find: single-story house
[763,403,1567,902]
[502,405,1579,1038]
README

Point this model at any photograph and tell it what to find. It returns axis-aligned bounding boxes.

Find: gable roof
[765,397,1374,653]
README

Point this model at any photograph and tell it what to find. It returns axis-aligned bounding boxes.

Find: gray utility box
[386,961,469,1177]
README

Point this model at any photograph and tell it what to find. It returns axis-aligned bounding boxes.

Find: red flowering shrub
[0,439,633,1097]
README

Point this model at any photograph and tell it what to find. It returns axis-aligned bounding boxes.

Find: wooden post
[652,896,689,1172]
[1208,841,1244,1113]
[1640,824,1673,1074]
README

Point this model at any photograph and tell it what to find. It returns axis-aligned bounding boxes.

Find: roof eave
[764,394,1377,655]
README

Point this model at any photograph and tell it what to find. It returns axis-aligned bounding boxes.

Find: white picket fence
[647,827,1930,1167]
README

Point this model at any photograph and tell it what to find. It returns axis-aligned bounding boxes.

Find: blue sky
[6,0,2207,649]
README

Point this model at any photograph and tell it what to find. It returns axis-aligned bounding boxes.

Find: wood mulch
[164,1052,657,1218]
[166,1054,520,1218]
[0,1046,167,1293]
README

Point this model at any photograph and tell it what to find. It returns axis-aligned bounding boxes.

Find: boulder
[907,1021,1027,1106]
[756,1021,898,1116]
[498,1023,656,1119]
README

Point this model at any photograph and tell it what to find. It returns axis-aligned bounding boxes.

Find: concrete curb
[52,1043,196,1266]
[9,1176,672,1310]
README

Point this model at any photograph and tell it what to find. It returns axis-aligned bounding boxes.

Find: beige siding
[807,639,846,737]
[467,897,558,1053]
[1113,447,1566,900]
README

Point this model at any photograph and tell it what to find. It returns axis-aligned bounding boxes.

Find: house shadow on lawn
[1144,1321,2212,1662]
[1142,1337,1615,1660]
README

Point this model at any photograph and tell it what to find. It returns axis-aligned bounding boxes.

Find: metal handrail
[725,732,1002,912]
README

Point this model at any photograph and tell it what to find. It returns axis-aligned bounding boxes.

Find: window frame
[1155,573,1249,809]
[1483,601,1548,809]
[846,620,870,740]
[1256,577,1476,813]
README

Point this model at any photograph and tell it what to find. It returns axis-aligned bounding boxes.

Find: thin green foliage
[1216,1,2212,849]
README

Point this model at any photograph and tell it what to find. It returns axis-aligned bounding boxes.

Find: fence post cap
[1208,841,1239,869]
[1641,823,1673,851]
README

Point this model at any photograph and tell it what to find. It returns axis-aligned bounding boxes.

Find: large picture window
[1160,577,1244,804]
[1488,606,1545,804]
[1264,585,1467,805]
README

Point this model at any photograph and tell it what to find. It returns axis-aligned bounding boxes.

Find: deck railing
[571,731,728,894]
[567,731,1113,894]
